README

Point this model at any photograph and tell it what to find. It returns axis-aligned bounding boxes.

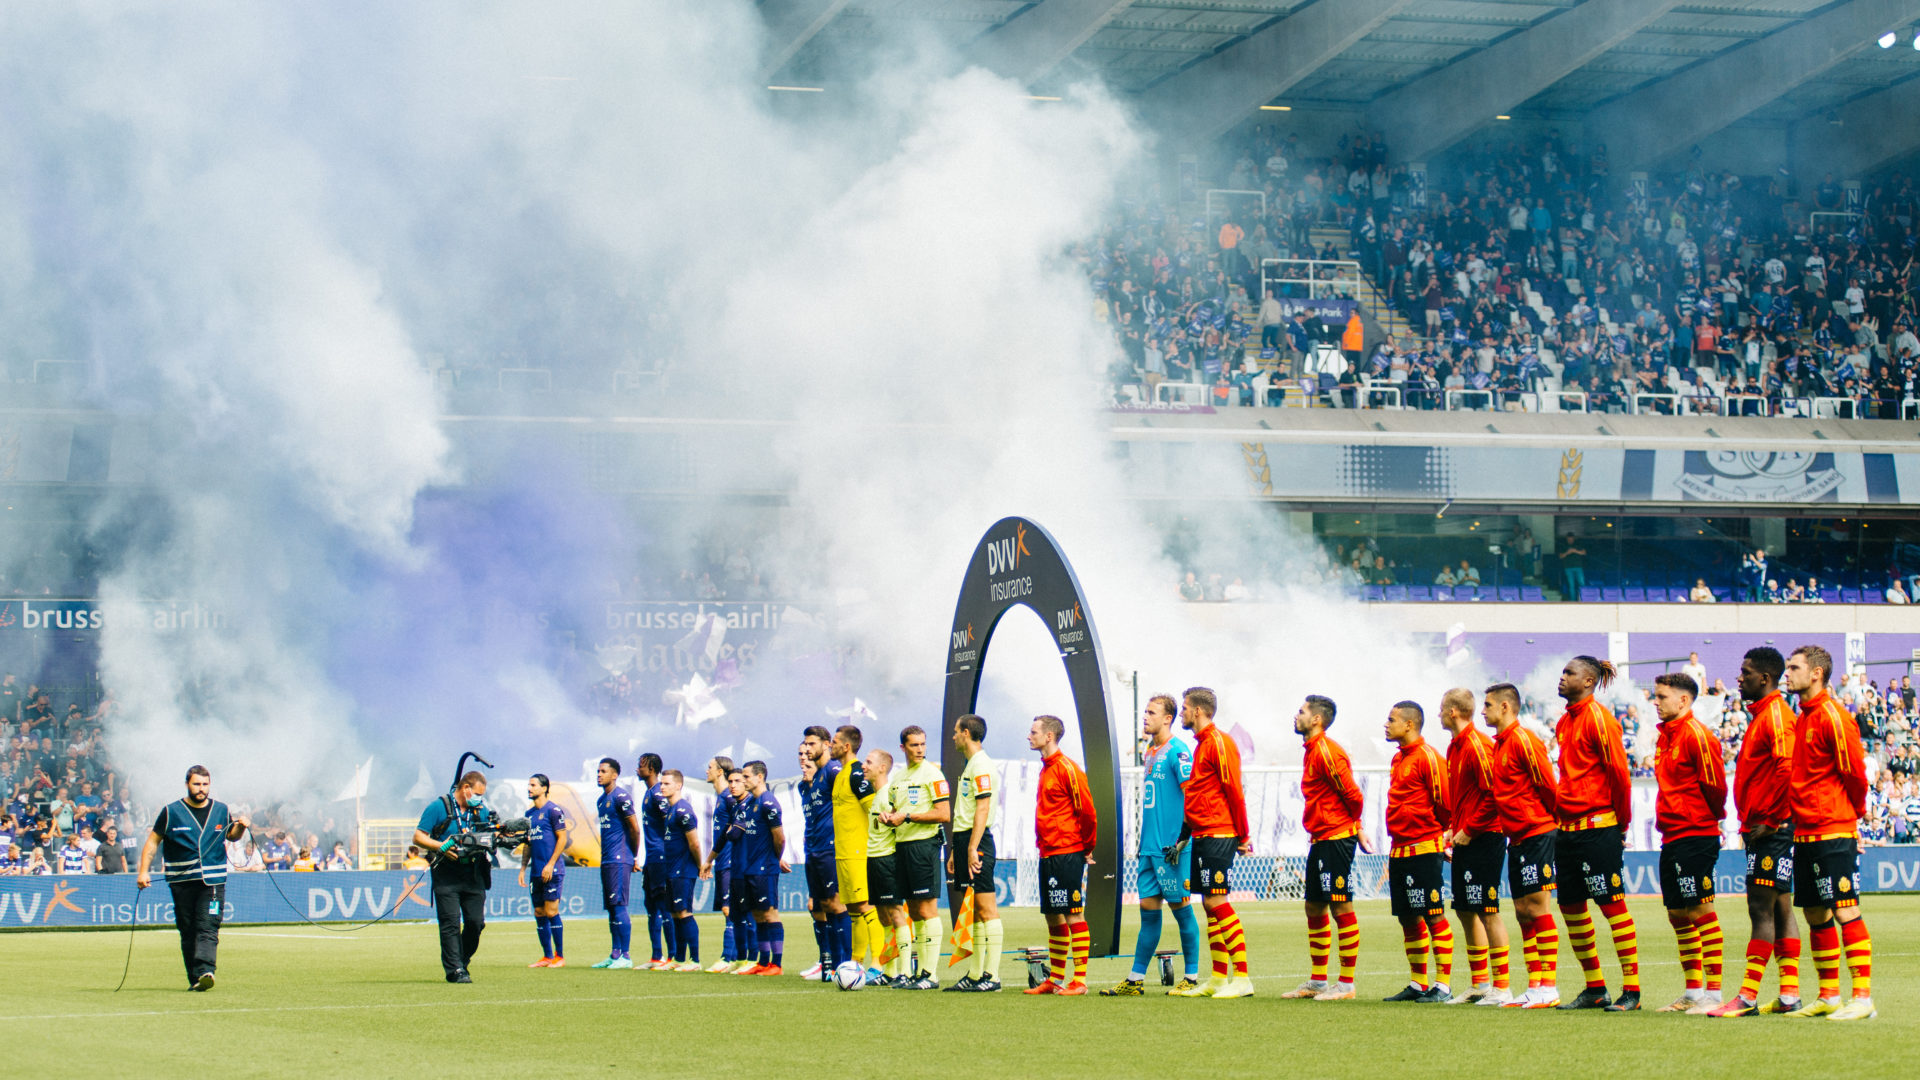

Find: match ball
[833,961,866,991]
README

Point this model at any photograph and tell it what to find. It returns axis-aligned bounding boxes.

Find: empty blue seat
[1841,588,1862,603]
[1601,587,1624,602]
[1363,585,1385,602]
[1820,588,1841,604]
[1863,589,1885,604]
[1498,586,1520,601]
[1385,585,1409,601]
[1623,587,1645,602]
[1713,588,1733,602]
[1410,585,1433,601]
[1644,586,1667,602]
[1580,587,1601,602]
[1521,586,1543,602]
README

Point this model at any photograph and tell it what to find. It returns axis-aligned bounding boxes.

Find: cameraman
[413,770,493,983]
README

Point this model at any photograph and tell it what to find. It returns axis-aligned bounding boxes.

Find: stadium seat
[1521,586,1543,602]
[1385,585,1409,602]
[1841,588,1862,603]
[1643,586,1666,602]
[1713,588,1733,602]
[1601,588,1623,602]
[1622,587,1645,602]
[1363,585,1385,602]
[1820,588,1841,604]
[1409,585,1432,601]
[1580,587,1601,602]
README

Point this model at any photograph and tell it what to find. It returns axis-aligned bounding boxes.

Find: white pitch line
[1,987,802,1024]
[223,932,380,941]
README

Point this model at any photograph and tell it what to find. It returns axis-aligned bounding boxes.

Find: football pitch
[6,896,1919,1078]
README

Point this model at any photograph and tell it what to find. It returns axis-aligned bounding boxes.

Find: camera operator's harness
[427,752,530,868]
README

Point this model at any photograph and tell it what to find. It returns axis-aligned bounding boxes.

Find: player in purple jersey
[592,758,642,970]
[660,769,705,970]
[798,726,849,980]
[520,774,570,968]
[702,756,741,971]
[711,761,788,975]
[636,752,677,970]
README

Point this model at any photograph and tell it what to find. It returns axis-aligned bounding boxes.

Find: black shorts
[895,837,944,901]
[712,868,732,912]
[1506,830,1558,899]
[1555,825,1626,905]
[1451,833,1505,914]
[867,853,900,906]
[1040,852,1087,915]
[642,863,670,905]
[1304,837,1357,904]
[804,853,839,903]
[951,831,997,893]
[1192,836,1238,898]
[733,872,776,913]
[1389,851,1445,919]
[1794,836,1861,910]
[1660,836,1720,909]
[1743,830,1793,891]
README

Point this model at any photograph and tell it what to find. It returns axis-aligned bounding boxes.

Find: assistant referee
[136,765,249,991]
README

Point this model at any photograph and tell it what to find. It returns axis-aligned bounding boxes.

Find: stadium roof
[766,0,1920,169]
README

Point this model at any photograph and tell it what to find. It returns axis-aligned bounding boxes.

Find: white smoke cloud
[0,0,1471,808]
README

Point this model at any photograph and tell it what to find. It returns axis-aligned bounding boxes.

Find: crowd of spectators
[0,672,361,875]
[1097,123,1920,419]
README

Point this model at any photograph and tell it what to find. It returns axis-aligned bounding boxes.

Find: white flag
[675,614,726,667]
[664,672,728,728]
[405,761,437,801]
[333,757,373,802]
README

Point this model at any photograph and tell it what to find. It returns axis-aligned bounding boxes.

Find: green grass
[5,897,1920,1077]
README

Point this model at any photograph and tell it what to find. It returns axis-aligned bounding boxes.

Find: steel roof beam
[1370,0,1679,162]
[757,0,854,82]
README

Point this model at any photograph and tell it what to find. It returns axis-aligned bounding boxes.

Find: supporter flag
[332,758,373,803]
[827,698,878,725]
[664,673,727,729]
[675,613,726,667]
[948,889,976,968]
[404,762,436,801]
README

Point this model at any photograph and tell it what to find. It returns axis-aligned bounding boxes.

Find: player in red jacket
[1024,715,1098,996]
[1552,656,1641,1012]
[1781,646,1875,1021]
[1648,673,1728,1015]
[1280,695,1366,1001]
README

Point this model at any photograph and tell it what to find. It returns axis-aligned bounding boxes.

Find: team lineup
[132,645,1876,1022]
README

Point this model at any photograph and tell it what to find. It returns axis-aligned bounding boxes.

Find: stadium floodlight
[1913,27,1920,50]
[1878,30,1896,47]
[1495,114,1511,121]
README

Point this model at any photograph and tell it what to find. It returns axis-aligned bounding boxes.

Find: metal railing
[1362,385,1402,410]
[1445,388,1492,411]
[1260,258,1364,302]
[1631,392,1687,415]
[1155,380,1208,406]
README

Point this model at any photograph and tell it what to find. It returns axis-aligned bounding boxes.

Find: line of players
[508,691,1254,996]
[1248,645,1874,1021]
[509,643,1876,1018]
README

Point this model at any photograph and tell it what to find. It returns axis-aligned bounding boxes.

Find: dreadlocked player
[1553,656,1642,1012]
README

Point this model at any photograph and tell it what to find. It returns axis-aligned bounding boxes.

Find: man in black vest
[413,770,493,982]
[136,765,248,990]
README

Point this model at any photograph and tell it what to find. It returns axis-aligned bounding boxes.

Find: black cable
[112,881,144,993]
[258,868,427,933]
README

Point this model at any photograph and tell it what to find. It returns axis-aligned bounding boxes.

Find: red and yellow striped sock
[1776,936,1801,1000]
[1691,911,1724,993]
[1466,944,1490,988]
[1669,912,1702,990]
[1335,911,1361,985]
[1307,912,1332,982]
[1207,913,1230,981]
[1401,920,1431,988]
[1840,918,1872,999]
[1218,905,1249,978]
[1559,905,1604,989]
[1737,940,1772,1003]
[1809,921,1841,1001]
[1529,915,1559,984]
[1068,920,1090,984]
[1491,943,1511,990]
[1427,916,1455,985]
[1047,926,1067,985]
[1599,899,1640,992]
[1519,921,1540,988]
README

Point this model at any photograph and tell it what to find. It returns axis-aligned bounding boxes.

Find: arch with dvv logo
[940,517,1122,957]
